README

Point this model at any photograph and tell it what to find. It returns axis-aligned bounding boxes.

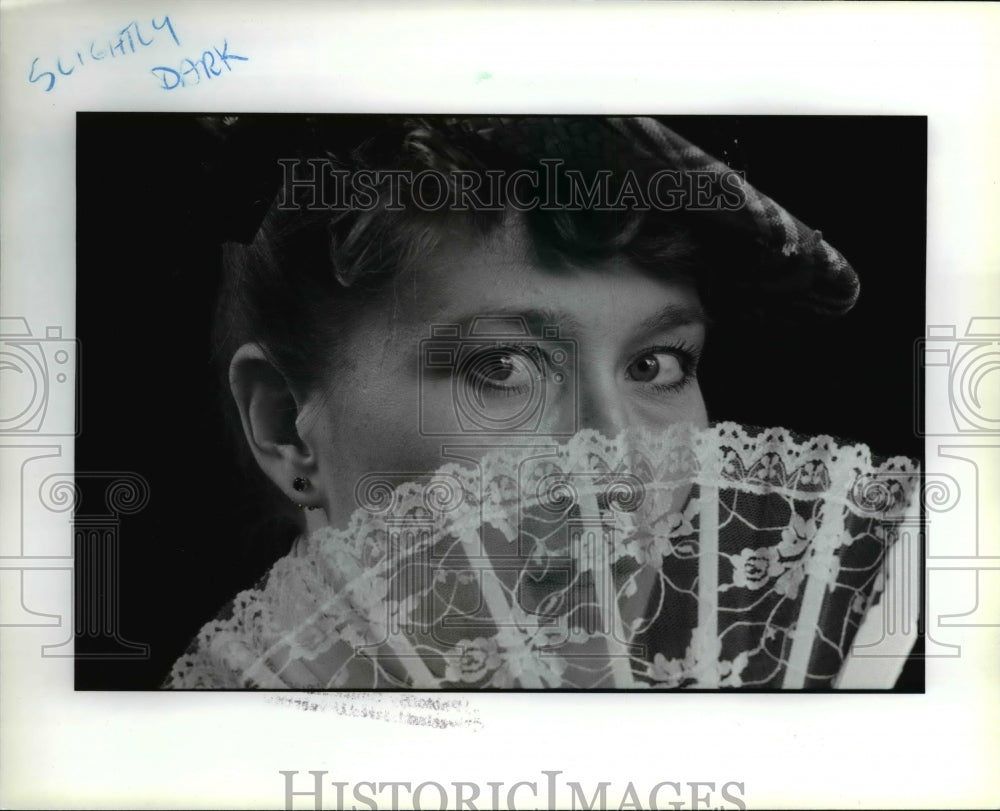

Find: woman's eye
[625,351,686,387]
[479,354,518,383]
[465,346,543,393]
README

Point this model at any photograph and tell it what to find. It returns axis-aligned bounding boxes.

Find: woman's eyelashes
[624,343,701,393]
[461,342,701,399]
[465,344,546,397]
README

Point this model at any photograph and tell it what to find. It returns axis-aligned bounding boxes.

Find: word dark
[28,17,180,92]
[150,40,248,90]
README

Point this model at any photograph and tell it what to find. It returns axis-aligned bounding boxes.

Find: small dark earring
[293,477,309,492]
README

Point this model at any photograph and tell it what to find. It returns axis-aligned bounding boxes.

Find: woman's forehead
[389,217,706,335]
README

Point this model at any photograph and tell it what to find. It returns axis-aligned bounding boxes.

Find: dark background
[75,114,926,689]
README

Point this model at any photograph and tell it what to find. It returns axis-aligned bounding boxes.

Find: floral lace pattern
[165,423,920,690]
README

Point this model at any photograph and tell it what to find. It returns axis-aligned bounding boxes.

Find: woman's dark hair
[210,115,842,536]
[216,119,762,381]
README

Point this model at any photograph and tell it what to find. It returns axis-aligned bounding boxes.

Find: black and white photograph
[75,113,926,692]
[2,3,998,809]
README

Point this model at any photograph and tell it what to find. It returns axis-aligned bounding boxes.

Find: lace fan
[166,422,920,690]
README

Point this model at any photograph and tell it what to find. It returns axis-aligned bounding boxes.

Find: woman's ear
[229,343,322,509]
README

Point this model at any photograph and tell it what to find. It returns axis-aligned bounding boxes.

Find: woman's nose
[576,374,630,438]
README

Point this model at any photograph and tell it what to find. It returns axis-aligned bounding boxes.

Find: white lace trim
[166,422,920,689]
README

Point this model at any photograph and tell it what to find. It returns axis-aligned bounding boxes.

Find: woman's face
[299,219,709,529]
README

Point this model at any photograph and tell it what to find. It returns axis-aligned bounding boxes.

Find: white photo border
[1,2,998,809]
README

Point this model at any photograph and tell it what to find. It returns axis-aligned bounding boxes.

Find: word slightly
[150,40,248,90]
[28,17,180,93]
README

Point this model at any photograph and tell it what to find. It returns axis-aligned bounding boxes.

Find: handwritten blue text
[150,40,248,89]
[28,17,180,92]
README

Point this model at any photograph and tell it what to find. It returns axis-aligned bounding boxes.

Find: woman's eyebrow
[450,307,584,336]
[633,303,708,335]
